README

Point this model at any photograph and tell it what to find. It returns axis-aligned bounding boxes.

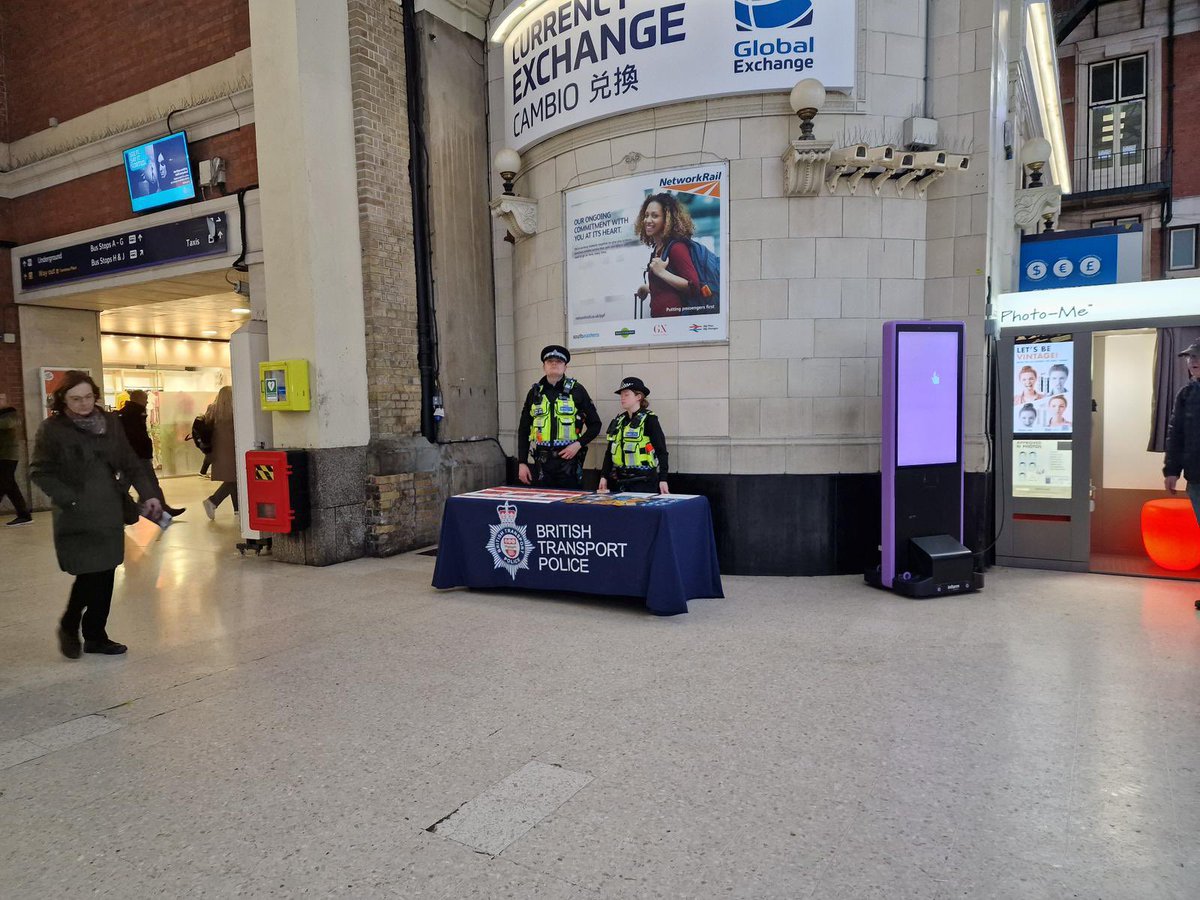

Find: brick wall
[4,127,259,248]
[348,0,503,555]
[1060,55,1076,168]
[1171,31,1200,199]
[0,0,250,142]
[348,0,422,442]
[0,16,8,141]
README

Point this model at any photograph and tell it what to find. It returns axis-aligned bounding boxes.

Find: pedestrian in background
[0,397,33,526]
[117,390,185,517]
[31,371,162,657]
[202,386,238,519]
[1163,339,1200,610]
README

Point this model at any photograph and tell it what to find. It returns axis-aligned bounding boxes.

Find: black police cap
[541,345,570,364]
[614,376,650,397]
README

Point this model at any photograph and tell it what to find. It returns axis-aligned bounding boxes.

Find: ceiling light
[202,330,218,336]
[231,307,251,314]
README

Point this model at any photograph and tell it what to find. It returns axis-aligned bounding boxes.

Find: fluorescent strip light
[1027,1,1071,194]
[491,0,543,44]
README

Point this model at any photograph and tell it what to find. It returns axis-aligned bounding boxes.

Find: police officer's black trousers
[533,450,584,489]
[610,474,660,494]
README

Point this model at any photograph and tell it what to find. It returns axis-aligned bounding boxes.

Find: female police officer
[598,376,670,495]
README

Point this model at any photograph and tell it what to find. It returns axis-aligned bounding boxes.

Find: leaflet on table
[1012,439,1072,500]
[456,487,697,505]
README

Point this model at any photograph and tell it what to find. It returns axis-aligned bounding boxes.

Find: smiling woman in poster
[1013,365,1044,406]
[634,193,702,318]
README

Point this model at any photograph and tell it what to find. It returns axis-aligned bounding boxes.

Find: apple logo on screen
[931,372,941,385]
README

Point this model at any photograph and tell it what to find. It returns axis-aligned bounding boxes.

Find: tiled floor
[2,475,1198,898]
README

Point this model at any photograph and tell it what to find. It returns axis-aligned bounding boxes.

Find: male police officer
[517,345,601,489]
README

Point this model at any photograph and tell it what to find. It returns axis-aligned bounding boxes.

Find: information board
[19,213,227,290]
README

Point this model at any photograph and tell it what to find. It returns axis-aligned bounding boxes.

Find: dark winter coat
[0,406,20,461]
[30,411,154,575]
[1164,380,1200,482]
[117,401,154,460]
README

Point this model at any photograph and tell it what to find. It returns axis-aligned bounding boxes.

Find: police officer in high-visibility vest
[517,345,602,489]
[598,377,670,495]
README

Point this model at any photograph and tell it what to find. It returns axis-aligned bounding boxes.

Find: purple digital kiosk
[867,320,983,597]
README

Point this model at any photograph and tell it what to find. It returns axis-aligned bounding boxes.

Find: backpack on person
[190,414,214,454]
[662,238,720,307]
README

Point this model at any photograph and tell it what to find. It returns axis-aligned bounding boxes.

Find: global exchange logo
[486,501,533,580]
[615,327,636,339]
[735,0,814,31]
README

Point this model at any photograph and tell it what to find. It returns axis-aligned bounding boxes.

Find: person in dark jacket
[516,345,601,489]
[0,399,33,526]
[598,376,670,495]
[202,386,238,518]
[1164,339,1200,609]
[31,371,162,658]
[117,390,185,517]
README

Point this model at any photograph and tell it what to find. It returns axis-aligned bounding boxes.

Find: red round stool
[1141,498,1200,571]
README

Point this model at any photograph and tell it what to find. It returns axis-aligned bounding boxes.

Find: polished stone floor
[1,476,1198,898]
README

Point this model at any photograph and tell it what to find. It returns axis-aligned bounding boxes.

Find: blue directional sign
[1019,225,1142,292]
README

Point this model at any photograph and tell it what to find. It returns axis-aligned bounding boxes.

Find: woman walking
[202,386,238,519]
[31,371,162,657]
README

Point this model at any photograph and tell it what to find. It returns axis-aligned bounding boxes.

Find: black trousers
[610,473,660,494]
[208,481,239,512]
[136,458,165,504]
[532,449,584,490]
[0,459,30,516]
[62,569,117,641]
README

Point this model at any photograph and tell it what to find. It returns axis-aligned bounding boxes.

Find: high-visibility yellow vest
[607,410,658,470]
[529,378,579,447]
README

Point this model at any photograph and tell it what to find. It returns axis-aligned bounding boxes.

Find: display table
[431,487,723,615]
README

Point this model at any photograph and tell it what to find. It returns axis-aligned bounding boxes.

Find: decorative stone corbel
[782,139,834,197]
[489,195,538,243]
[1014,185,1063,233]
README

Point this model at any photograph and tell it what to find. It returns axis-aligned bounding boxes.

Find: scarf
[66,408,107,435]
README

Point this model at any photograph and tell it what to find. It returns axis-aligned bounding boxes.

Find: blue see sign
[1018,225,1142,292]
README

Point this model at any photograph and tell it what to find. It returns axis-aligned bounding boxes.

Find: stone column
[248,0,370,564]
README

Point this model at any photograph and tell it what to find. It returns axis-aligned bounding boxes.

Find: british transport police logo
[487,501,534,580]
[735,0,814,31]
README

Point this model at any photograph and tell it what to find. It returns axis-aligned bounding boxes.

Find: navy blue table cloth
[431,489,723,615]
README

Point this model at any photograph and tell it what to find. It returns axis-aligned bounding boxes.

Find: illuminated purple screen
[896,331,960,466]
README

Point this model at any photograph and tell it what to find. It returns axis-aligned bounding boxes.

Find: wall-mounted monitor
[123,131,196,213]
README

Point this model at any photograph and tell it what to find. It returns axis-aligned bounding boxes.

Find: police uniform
[517,345,601,489]
[601,376,669,493]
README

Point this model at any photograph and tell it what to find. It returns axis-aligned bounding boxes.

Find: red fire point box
[245,450,310,534]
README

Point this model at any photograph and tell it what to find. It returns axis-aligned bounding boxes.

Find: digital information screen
[1013,439,1072,499]
[124,132,196,213]
[1013,338,1074,435]
[896,330,960,467]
